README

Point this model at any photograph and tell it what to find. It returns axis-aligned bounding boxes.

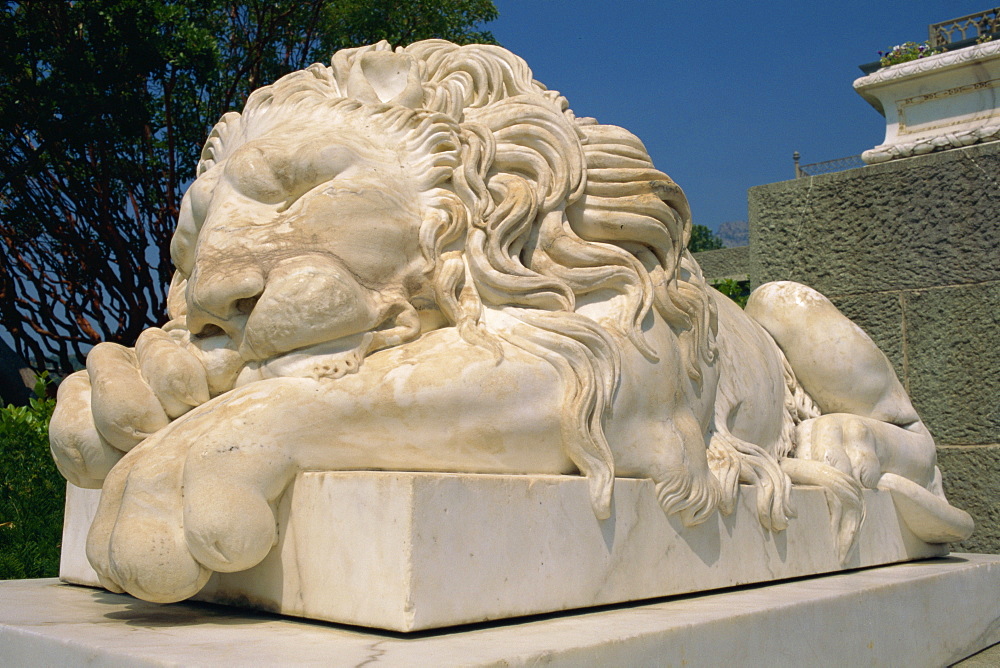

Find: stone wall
[691,246,749,281]
[747,140,1000,553]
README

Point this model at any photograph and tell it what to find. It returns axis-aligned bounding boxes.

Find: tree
[0,0,498,374]
[688,224,725,253]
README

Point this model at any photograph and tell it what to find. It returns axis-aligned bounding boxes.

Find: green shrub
[715,278,751,309]
[0,375,64,579]
[689,224,725,252]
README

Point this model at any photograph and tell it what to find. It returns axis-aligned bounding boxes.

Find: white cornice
[854,41,1000,90]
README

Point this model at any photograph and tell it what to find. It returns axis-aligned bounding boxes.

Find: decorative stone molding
[860,124,1000,163]
[855,42,1000,163]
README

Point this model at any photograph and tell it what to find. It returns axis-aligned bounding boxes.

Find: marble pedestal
[854,41,1000,163]
[62,472,947,632]
[4,555,1000,666]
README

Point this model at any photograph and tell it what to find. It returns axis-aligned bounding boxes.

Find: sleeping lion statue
[49,39,973,603]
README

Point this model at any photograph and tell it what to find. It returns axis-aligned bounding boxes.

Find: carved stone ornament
[855,41,1000,163]
[50,40,973,622]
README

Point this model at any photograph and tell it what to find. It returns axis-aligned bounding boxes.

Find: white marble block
[10,556,1000,666]
[61,473,946,632]
[855,41,1000,162]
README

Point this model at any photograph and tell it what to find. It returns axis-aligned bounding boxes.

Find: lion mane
[181,40,720,519]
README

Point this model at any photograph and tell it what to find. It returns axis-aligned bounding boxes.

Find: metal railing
[793,152,866,178]
[929,8,1000,47]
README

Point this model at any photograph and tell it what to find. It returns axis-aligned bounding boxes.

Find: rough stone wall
[692,246,750,280]
[747,140,1000,553]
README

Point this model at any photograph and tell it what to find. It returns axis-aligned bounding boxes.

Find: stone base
[5,555,1000,666]
[853,41,1000,163]
[61,472,948,632]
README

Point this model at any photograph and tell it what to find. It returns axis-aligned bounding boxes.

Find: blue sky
[488,1,988,232]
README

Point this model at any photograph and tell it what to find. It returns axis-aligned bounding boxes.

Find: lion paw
[85,422,285,603]
[50,330,213,489]
[49,370,124,488]
[796,414,883,489]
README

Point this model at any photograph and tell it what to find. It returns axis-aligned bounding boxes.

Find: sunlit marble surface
[62,474,947,631]
[6,554,1000,666]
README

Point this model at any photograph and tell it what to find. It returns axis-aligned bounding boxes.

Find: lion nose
[186,264,266,339]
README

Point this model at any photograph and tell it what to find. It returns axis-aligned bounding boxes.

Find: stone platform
[62,473,947,632]
[3,555,999,666]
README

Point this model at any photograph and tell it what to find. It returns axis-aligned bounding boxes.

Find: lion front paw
[50,329,213,489]
[795,414,883,489]
[85,412,289,603]
[86,436,210,602]
[49,370,124,488]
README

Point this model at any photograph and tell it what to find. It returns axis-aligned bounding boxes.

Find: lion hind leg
[795,413,973,543]
[708,430,794,532]
[780,457,864,563]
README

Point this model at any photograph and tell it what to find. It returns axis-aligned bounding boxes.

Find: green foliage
[323,0,497,48]
[878,41,940,68]
[714,278,750,309]
[1,0,498,373]
[0,373,62,579]
[688,224,725,253]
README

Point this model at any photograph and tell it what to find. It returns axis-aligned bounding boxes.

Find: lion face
[159,40,710,515]
[176,117,429,385]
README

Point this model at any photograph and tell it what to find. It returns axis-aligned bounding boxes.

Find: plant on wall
[878,41,940,67]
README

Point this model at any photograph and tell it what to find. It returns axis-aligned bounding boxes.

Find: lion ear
[347,51,424,109]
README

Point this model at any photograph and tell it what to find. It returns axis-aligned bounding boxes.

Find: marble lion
[49,40,972,603]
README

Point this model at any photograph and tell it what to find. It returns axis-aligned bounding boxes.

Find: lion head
[166,40,717,516]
